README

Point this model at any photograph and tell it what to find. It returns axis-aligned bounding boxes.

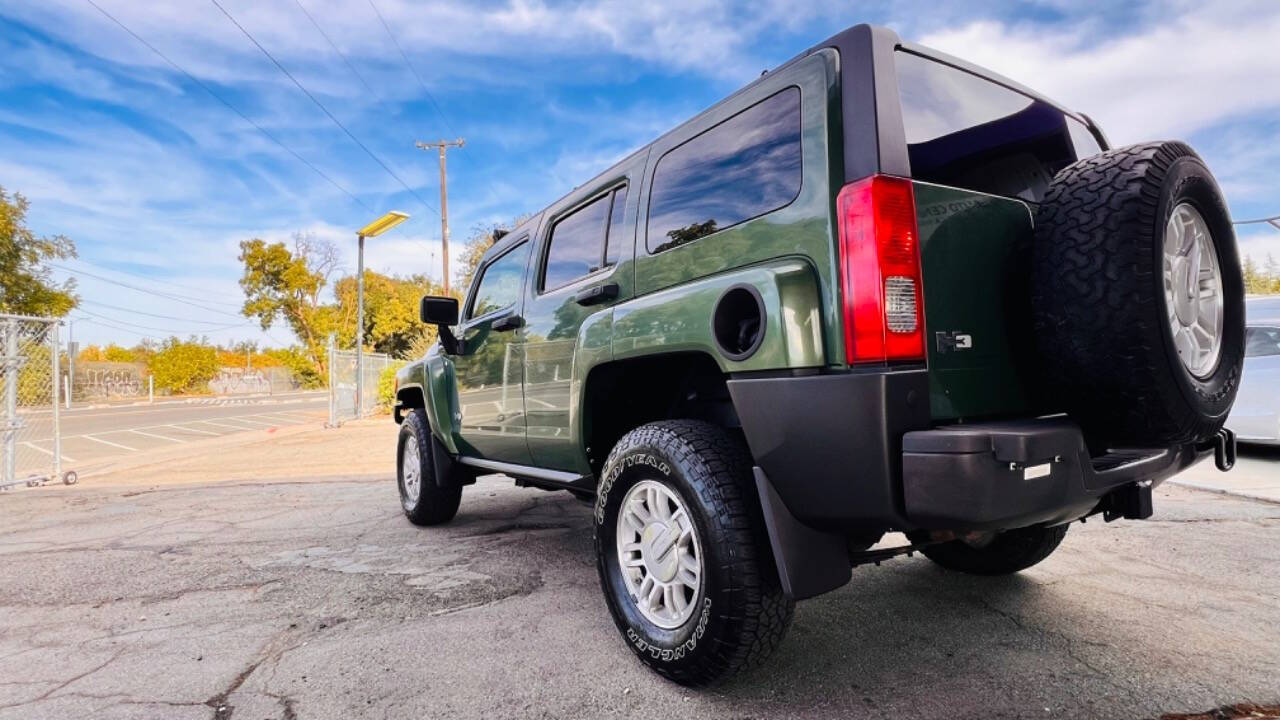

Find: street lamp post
[354,211,410,416]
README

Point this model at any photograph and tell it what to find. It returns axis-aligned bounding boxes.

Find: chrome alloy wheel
[615,480,703,629]
[401,434,421,505]
[1163,202,1224,379]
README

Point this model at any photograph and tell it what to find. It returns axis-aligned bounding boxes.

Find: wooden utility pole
[415,138,465,293]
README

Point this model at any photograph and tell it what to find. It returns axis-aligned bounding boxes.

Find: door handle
[574,282,620,307]
[491,314,524,332]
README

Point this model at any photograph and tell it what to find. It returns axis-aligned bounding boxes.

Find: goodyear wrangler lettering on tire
[627,598,712,661]
[594,452,670,525]
[593,420,793,686]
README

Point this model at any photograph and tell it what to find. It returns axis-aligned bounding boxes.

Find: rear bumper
[729,371,1206,532]
[901,418,1202,530]
[729,371,1212,599]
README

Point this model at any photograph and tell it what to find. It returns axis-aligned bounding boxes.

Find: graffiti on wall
[76,362,145,399]
[208,369,272,395]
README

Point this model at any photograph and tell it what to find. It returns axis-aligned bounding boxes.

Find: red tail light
[837,174,925,364]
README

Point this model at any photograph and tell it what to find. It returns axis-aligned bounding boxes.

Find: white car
[1227,297,1280,444]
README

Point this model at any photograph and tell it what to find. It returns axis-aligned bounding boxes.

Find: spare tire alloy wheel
[1031,141,1245,446]
[1163,203,1223,379]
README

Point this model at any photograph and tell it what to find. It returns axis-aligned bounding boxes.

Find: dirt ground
[1,419,1278,719]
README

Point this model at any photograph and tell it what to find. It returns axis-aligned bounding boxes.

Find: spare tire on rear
[1030,141,1244,446]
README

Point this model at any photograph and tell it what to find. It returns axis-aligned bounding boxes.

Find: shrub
[263,346,324,389]
[377,362,406,413]
[149,338,220,394]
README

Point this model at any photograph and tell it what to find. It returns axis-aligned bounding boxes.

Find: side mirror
[420,295,459,325]
[420,295,462,355]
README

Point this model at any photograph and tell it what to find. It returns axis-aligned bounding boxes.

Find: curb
[1168,479,1280,506]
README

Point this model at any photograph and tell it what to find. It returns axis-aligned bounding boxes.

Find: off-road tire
[594,420,793,686]
[397,409,461,526]
[921,524,1069,576]
[1031,141,1244,446]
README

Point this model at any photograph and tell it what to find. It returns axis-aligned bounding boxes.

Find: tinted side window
[467,242,529,320]
[896,50,1097,202]
[543,194,610,292]
[647,88,802,253]
[604,186,628,267]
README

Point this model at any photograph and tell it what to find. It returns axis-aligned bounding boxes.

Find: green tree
[263,346,325,389]
[0,186,77,316]
[1243,255,1265,294]
[150,337,220,394]
[334,271,444,358]
[238,232,340,377]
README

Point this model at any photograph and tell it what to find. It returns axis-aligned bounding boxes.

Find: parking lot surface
[13,391,329,476]
[1,420,1277,719]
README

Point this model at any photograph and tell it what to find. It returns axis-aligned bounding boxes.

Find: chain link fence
[1,314,74,491]
[327,334,397,426]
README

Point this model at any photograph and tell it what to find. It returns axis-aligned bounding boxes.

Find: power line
[364,0,507,214]
[287,0,441,261]
[83,0,375,215]
[1235,215,1280,230]
[77,307,250,334]
[51,264,246,319]
[80,299,243,325]
[63,259,243,307]
[291,0,384,104]
[210,0,439,216]
[367,0,457,138]
[73,317,153,339]
[74,316,294,348]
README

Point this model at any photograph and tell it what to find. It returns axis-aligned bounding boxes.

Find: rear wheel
[1031,141,1244,446]
[920,524,1068,576]
[397,409,461,526]
[594,420,792,686]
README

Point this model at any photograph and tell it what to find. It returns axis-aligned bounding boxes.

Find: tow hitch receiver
[1103,481,1154,522]
[1214,428,1236,472]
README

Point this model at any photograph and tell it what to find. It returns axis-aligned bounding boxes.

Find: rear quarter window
[646,87,802,253]
[895,50,1101,202]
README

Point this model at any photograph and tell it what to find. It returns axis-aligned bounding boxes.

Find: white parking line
[21,442,77,463]
[230,416,283,427]
[195,419,258,431]
[84,435,137,451]
[161,423,220,436]
[255,411,315,422]
[129,429,185,443]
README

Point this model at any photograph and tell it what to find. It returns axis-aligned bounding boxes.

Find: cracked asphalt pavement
[1,419,1278,719]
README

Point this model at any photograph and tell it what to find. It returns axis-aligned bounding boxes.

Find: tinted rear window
[646,87,802,253]
[896,50,1101,202]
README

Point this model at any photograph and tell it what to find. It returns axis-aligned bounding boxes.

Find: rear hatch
[892,47,1106,422]
[915,184,1034,420]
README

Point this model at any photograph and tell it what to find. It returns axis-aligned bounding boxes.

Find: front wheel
[594,420,793,686]
[919,524,1069,576]
[397,409,461,526]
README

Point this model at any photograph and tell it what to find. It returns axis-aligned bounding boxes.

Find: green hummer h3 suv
[392,24,1244,685]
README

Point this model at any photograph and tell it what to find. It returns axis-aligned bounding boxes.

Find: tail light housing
[837,174,926,364]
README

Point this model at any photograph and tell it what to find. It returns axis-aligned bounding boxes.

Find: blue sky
[1,0,1278,347]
